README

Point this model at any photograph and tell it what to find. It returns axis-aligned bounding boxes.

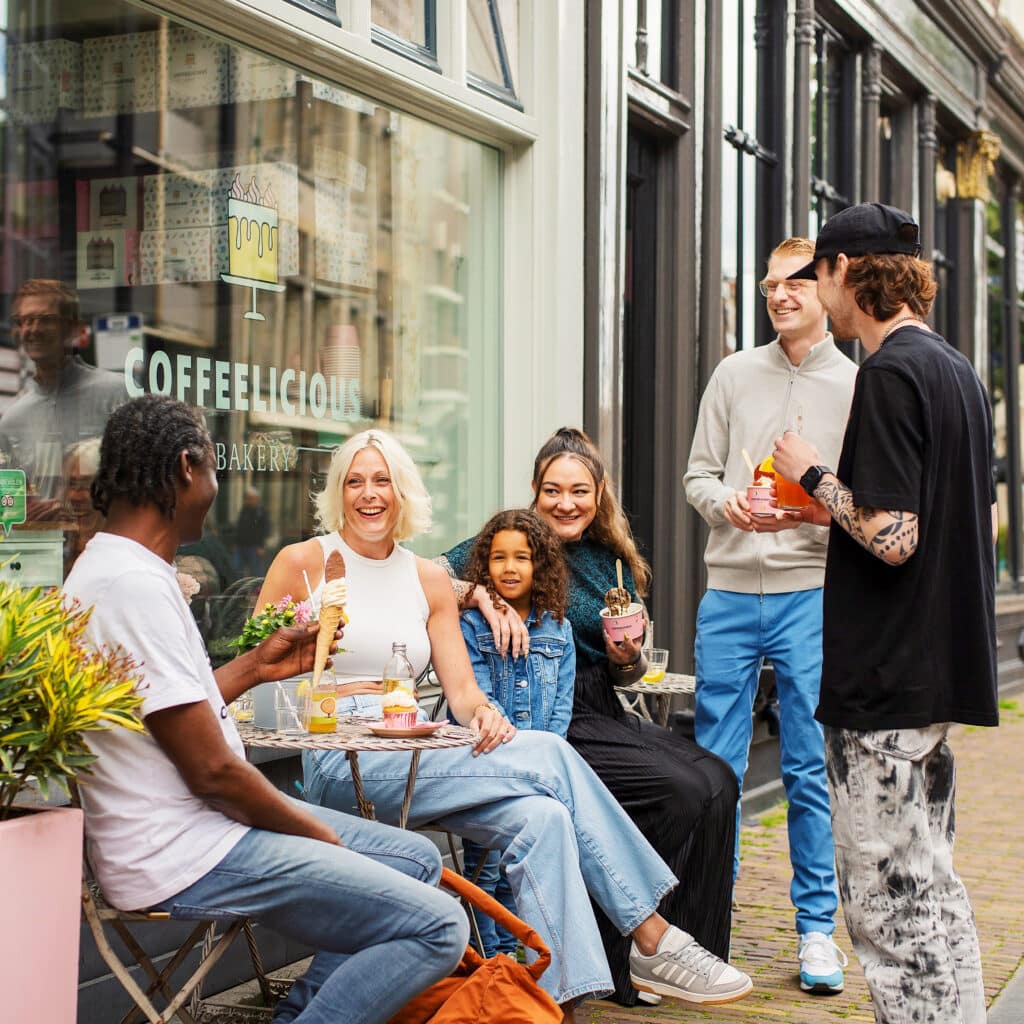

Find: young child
[459,508,576,957]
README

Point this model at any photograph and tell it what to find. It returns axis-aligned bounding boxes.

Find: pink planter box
[0,806,83,1023]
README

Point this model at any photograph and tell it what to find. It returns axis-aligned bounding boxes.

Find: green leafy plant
[0,581,144,819]
[232,594,315,654]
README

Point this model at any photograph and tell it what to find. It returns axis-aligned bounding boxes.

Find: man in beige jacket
[684,237,857,994]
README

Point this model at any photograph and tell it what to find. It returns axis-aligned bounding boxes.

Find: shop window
[987,184,1016,586]
[372,1,439,70]
[467,0,520,108]
[932,144,958,342]
[810,23,854,235]
[721,0,779,357]
[0,1,503,658]
[623,0,678,85]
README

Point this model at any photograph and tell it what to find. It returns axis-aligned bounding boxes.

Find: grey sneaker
[629,926,753,1005]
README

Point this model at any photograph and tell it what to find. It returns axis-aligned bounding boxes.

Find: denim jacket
[459,607,575,737]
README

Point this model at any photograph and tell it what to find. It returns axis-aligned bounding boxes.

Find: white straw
[741,448,757,478]
[302,569,317,615]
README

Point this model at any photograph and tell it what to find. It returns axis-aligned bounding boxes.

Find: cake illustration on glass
[86,237,115,270]
[220,172,285,320]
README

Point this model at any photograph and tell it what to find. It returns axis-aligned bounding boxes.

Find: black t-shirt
[817,326,998,730]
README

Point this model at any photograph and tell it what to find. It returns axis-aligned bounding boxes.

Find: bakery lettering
[122,348,361,421]
[215,442,295,473]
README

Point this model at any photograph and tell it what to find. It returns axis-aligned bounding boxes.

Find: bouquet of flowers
[232,594,314,653]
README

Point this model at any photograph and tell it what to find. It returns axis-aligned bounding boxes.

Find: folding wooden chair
[73,781,275,1024]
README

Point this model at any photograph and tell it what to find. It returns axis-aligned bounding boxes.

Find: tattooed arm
[772,431,918,566]
[811,474,919,565]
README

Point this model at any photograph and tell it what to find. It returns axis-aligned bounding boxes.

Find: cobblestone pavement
[572,701,1024,1023]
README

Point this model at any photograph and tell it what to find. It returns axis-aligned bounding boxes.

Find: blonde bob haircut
[313,429,432,541]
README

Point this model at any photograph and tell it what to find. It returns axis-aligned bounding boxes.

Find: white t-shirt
[63,533,249,910]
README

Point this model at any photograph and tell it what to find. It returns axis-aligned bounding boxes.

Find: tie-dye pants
[824,724,985,1024]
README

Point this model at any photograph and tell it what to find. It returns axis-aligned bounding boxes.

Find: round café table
[615,672,696,727]
[237,718,478,829]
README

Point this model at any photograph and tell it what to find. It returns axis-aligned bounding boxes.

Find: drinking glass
[642,648,669,684]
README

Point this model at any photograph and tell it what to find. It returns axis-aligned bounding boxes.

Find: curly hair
[530,427,652,597]
[464,509,569,622]
[91,395,213,517]
[831,253,937,321]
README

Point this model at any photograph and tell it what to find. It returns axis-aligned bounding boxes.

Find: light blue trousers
[304,729,678,1003]
[151,800,468,1024]
[695,588,838,936]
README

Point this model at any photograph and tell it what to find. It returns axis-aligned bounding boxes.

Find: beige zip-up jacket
[684,334,858,594]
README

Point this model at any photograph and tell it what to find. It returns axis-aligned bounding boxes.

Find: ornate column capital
[956,130,1001,201]
[862,43,882,103]
[919,95,938,154]
[794,0,815,46]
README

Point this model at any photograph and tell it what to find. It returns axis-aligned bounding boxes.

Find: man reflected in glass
[0,279,126,520]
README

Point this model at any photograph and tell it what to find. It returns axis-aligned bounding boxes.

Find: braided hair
[91,395,213,518]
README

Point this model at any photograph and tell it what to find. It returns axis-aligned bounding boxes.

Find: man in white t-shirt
[65,395,467,1024]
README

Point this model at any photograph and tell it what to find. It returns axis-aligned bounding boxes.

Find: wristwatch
[799,464,832,496]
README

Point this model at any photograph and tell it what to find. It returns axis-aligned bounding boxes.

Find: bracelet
[475,701,500,716]
[614,660,639,673]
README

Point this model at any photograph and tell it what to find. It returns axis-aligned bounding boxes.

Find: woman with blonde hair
[444,427,739,1007]
[258,429,752,1018]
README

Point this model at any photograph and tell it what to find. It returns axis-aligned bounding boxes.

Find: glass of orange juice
[757,455,809,510]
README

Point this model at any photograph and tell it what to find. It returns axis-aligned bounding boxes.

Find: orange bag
[387,867,563,1024]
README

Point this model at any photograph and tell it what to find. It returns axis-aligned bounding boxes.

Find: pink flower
[275,594,294,614]
[294,600,312,625]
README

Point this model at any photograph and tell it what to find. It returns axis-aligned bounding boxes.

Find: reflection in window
[0,1,503,658]
[467,0,518,103]
[721,0,774,356]
[987,192,1010,584]
[372,0,434,56]
[810,23,853,234]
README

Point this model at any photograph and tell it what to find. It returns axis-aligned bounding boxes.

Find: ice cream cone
[313,605,344,687]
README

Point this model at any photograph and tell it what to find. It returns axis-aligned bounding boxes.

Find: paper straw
[276,680,304,731]
[302,569,317,615]
[741,448,757,478]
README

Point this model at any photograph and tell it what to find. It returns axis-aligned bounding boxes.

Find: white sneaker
[629,926,753,1005]
[635,989,662,1006]
[798,931,848,994]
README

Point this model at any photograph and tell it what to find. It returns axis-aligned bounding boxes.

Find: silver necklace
[881,315,925,345]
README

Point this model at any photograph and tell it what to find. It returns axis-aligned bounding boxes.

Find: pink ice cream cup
[746,482,774,515]
[600,602,645,643]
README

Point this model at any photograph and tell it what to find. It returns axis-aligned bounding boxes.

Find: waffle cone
[313,605,345,687]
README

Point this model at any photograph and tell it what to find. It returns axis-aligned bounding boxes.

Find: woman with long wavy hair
[444,427,739,1007]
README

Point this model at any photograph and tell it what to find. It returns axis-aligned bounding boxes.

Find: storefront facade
[590,1,1024,689]
[0,0,585,661]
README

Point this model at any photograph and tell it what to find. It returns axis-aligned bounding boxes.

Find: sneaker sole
[630,973,754,1005]
[800,977,844,994]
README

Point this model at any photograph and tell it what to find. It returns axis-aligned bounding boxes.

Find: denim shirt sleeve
[547,617,576,739]
[459,612,511,722]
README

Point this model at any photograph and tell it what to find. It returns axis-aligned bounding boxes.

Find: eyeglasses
[10,314,63,329]
[758,279,814,298]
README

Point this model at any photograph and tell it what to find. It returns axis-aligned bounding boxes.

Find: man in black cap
[772,203,996,1024]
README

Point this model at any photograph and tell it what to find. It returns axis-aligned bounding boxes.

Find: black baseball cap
[788,203,922,280]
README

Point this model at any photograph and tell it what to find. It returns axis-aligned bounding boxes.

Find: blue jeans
[826,725,985,1024]
[304,729,677,1003]
[150,800,468,1024]
[695,588,837,936]
[461,840,518,957]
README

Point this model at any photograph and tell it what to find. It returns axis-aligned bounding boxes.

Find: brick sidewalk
[574,701,1024,1023]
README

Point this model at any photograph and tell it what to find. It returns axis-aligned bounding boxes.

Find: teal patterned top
[442,534,637,670]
